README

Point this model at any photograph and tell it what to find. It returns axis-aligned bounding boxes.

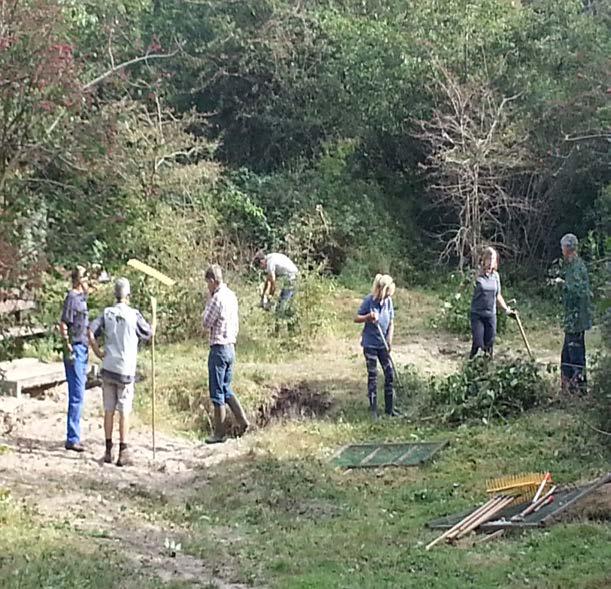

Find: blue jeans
[64,343,88,444]
[208,345,236,407]
[470,313,496,358]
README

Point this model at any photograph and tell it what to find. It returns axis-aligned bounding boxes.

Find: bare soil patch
[256,383,334,428]
[560,483,611,523]
[0,384,256,588]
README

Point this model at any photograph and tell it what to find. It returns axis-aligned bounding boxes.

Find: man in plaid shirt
[202,264,249,443]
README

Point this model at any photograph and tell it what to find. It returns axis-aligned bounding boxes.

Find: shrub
[428,356,547,424]
[259,271,338,348]
[591,308,611,437]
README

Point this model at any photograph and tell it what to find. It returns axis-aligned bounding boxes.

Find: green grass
[128,285,609,588]
[10,281,608,588]
[159,408,609,588]
[0,495,189,589]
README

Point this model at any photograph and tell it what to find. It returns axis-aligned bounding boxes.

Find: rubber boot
[206,405,226,444]
[226,396,250,436]
[384,393,401,417]
[369,395,378,421]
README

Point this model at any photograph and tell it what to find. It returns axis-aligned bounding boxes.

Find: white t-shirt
[266,253,298,281]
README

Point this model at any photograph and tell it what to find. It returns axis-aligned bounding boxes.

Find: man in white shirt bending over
[254,252,299,311]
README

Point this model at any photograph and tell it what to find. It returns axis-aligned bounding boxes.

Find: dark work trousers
[363,346,394,414]
[561,331,587,393]
[470,313,497,358]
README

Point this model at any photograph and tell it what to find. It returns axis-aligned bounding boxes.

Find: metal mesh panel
[331,441,447,468]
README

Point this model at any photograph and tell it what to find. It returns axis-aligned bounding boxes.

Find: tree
[417,65,531,269]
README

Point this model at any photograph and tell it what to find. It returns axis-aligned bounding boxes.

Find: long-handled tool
[506,299,534,361]
[374,321,406,412]
[127,259,175,459]
[426,495,512,550]
[151,296,157,459]
[514,312,534,361]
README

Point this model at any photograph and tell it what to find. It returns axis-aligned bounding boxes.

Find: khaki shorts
[102,378,135,415]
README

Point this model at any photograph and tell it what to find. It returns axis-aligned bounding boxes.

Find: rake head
[486,472,549,494]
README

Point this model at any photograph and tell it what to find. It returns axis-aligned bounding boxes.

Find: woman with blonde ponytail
[355,274,397,419]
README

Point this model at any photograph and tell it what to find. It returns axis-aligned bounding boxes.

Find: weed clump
[591,309,611,438]
[426,356,547,424]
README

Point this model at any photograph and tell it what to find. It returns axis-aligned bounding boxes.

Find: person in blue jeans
[202,264,249,444]
[60,266,89,452]
[470,247,514,358]
[355,274,397,419]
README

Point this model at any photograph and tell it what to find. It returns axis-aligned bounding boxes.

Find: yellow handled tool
[151,296,157,459]
[514,312,534,361]
[127,259,176,286]
[126,259,175,459]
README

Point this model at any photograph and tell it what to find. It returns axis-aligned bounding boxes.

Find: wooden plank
[0,325,47,341]
[0,360,66,398]
[0,300,36,314]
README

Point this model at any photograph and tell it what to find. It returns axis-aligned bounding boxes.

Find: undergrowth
[400,356,548,425]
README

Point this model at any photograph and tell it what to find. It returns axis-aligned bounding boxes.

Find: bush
[257,271,338,348]
[427,356,547,424]
[591,308,611,437]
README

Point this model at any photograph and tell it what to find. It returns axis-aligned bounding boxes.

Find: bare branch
[83,49,180,91]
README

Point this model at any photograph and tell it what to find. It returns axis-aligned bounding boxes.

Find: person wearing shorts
[89,278,152,466]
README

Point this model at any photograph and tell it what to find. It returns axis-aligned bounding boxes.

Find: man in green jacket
[556,234,593,393]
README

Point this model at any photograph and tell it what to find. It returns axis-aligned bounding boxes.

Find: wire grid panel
[331,441,448,469]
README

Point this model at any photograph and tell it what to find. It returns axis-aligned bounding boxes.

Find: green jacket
[562,256,593,334]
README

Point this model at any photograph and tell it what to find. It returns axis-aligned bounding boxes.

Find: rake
[486,472,550,499]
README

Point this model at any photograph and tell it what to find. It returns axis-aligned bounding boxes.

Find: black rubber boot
[369,395,378,420]
[384,393,398,416]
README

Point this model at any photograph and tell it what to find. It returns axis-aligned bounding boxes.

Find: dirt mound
[560,483,611,523]
[256,383,334,427]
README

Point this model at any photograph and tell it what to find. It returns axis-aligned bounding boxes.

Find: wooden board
[0,300,36,314]
[0,358,66,397]
[0,325,47,341]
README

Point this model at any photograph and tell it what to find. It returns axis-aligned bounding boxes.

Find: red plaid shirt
[202,283,239,345]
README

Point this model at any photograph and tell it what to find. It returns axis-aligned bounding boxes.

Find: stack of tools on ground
[426,472,554,550]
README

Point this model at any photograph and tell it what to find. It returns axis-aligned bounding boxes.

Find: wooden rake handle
[514,312,534,361]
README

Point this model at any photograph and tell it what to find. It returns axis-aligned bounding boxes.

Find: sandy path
[0,385,253,589]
